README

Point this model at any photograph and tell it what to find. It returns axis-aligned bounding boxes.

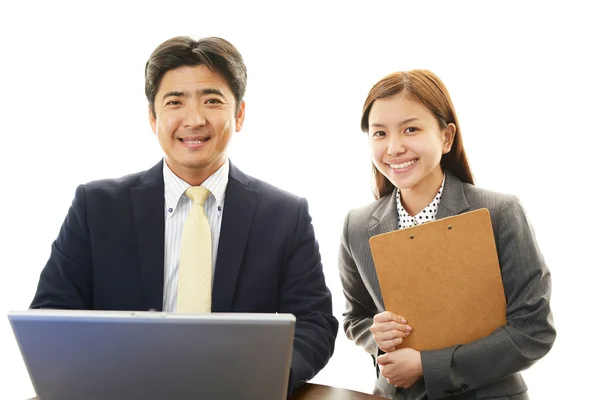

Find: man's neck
[166,159,226,187]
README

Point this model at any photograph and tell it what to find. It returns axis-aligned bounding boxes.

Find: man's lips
[178,136,211,143]
[178,136,211,148]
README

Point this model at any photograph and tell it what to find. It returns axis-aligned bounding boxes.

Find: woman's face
[368,94,455,193]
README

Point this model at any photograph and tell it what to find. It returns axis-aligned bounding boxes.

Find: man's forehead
[157,66,232,96]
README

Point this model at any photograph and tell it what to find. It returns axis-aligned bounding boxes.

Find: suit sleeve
[279,198,338,395]
[30,185,93,309]
[420,196,556,399]
[338,211,381,372]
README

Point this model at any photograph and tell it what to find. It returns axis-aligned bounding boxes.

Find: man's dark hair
[145,36,247,116]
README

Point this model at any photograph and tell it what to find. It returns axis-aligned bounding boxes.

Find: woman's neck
[399,168,444,216]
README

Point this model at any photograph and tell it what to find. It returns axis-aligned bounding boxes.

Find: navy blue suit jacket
[31,160,338,394]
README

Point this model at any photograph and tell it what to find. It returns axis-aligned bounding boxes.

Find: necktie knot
[185,186,211,206]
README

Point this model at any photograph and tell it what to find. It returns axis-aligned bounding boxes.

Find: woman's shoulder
[345,192,395,227]
[459,181,530,230]
[461,181,521,212]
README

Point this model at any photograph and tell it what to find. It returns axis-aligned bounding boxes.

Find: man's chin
[181,157,226,172]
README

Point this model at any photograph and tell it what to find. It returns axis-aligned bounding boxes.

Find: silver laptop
[8,309,295,400]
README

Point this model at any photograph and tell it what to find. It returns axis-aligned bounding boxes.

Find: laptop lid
[8,309,295,400]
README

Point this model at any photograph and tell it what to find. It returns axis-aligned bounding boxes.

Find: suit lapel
[131,161,165,311]
[367,191,398,308]
[212,163,258,312]
[437,172,471,219]
[368,191,398,238]
[367,173,470,237]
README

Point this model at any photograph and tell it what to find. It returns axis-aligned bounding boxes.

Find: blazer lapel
[131,160,165,311]
[367,191,398,308]
[211,163,258,312]
[368,191,398,238]
[437,172,471,219]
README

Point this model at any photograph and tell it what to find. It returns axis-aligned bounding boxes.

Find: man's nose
[183,105,207,128]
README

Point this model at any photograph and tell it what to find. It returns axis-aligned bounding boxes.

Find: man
[30,36,338,394]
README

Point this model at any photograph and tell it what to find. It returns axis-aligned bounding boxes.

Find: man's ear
[442,123,456,154]
[235,100,246,132]
[148,105,157,134]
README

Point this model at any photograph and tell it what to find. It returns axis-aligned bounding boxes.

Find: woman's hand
[377,348,423,388]
[370,311,412,352]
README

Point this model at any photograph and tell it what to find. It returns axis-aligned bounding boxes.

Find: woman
[339,70,555,399]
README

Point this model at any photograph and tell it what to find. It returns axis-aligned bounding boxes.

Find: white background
[1,1,598,398]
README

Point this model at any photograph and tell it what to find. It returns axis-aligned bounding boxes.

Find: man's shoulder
[230,166,303,206]
[79,161,162,196]
[81,170,147,195]
[228,166,310,227]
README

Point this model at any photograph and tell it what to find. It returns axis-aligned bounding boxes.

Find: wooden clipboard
[368,208,507,351]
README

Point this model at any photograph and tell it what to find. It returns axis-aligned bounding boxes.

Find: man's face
[149,64,245,183]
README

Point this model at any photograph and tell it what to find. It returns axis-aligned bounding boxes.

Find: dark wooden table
[28,383,383,399]
[291,383,383,399]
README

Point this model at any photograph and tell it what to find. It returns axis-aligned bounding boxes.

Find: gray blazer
[339,172,555,400]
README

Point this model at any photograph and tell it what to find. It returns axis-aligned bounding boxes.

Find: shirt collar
[396,174,446,229]
[163,159,229,214]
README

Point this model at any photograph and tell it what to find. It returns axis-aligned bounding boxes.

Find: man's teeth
[389,160,417,169]
[182,138,206,143]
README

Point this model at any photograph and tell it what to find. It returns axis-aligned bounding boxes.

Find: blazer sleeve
[420,196,556,399]
[338,211,381,367]
[30,184,93,309]
[279,198,338,395]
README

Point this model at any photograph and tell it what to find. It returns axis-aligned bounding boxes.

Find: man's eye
[165,100,182,106]
[206,99,222,104]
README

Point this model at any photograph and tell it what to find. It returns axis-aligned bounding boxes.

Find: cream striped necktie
[177,186,212,313]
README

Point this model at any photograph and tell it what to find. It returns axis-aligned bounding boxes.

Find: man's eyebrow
[198,88,225,97]
[162,91,186,101]
[161,88,226,102]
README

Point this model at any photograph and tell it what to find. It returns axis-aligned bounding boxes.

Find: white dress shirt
[162,159,229,312]
[396,174,446,229]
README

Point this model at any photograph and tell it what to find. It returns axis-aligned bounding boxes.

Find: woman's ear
[442,123,456,154]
